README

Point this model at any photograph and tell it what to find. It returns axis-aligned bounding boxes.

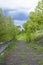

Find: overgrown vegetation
[21,1,43,64]
[0,9,19,58]
[0,0,43,64]
[0,8,19,42]
[23,0,43,42]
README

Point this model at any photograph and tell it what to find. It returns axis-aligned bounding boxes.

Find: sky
[0,0,40,26]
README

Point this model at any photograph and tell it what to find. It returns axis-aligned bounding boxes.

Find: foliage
[0,8,18,42]
[23,0,43,41]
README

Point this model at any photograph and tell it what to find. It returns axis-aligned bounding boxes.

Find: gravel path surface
[0,40,43,65]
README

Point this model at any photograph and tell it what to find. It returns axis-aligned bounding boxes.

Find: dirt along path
[1,40,43,65]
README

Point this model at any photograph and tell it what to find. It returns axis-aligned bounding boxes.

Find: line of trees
[0,9,19,42]
[23,0,43,41]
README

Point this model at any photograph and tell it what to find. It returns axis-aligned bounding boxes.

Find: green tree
[23,0,43,41]
[0,8,18,42]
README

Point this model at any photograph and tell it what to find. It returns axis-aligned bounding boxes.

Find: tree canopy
[0,9,18,42]
[23,0,43,41]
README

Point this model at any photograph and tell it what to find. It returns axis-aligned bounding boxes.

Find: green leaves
[23,0,43,41]
[0,9,18,42]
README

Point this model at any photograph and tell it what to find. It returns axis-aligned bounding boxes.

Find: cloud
[13,12,28,21]
[0,0,40,26]
[0,0,40,12]
[4,9,28,25]
[4,10,29,21]
[14,20,26,26]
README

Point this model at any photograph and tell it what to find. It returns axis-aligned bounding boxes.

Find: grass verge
[27,41,43,54]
